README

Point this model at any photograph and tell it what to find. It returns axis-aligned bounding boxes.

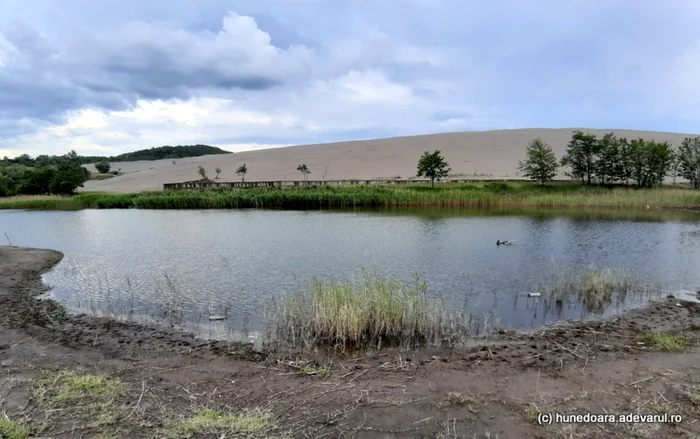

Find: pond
[3,207,700,344]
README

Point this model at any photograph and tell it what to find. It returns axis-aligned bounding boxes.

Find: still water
[3,207,700,341]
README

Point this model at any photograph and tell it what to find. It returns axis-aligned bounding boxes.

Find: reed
[265,270,481,350]
[3,183,699,211]
[0,194,85,210]
[538,266,656,313]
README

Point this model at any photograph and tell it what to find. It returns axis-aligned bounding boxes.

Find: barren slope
[81,128,698,193]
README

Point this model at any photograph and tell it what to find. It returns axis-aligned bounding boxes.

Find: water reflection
[0,206,698,343]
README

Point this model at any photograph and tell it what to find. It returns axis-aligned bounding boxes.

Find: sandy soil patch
[81,128,697,193]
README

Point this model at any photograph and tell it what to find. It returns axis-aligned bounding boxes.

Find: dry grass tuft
[441,392,476,407]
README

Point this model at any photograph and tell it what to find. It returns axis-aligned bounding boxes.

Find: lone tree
[95,161,111,174]
[197,165,208,180]
[416,150,450,188]
[215,167,222,179]
[518,138,559,184]
[236,164,248,182]
[297,164,311,182]
[677,136,700,189]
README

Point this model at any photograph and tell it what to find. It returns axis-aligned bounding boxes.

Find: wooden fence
[162,178,538,190]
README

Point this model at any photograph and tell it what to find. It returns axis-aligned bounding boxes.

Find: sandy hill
[81,128,699,193]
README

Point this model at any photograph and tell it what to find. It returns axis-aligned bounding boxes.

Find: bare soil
[2,246,700,438]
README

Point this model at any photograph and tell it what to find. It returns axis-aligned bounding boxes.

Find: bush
[95,161,111,173]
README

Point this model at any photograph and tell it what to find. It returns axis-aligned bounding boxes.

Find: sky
[1,0,699,158]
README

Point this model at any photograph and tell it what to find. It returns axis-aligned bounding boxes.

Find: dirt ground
[2,246,700,439]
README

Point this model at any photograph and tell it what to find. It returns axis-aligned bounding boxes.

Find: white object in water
[527,292,542,298]
[209,315,226,321]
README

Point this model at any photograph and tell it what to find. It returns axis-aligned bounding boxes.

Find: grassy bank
[1,182,700,211]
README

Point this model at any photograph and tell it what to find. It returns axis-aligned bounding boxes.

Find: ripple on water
[0,207,696,343]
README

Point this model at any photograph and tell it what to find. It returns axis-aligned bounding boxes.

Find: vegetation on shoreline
[1,182,699,210]
[265,265,664,350]
[518,131,700,187]
[641,332,689,352]
[0,146,230,197]
[0,150,91,196]
[2,130,699,204]
[537,267,657,314]
[265,270,476,350]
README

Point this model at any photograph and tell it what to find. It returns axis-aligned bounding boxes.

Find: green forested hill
[109,144,231,162]
[2,144,231,167]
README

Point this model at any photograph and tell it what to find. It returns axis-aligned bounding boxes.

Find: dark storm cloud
[0,12,312,124]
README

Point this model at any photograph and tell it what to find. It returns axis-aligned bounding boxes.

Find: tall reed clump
[0,194,85,210]
[538,266,655,313]
[266,271,472,350]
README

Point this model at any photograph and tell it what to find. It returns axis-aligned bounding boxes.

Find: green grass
[163,408,278,439]
[1,182,699,210]
[31,370,127,433]
[266,270,472,350]
[33,369,125,405]
[641,332,689,352]
[0,418,35,439]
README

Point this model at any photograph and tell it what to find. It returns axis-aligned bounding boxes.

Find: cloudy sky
[1,0,699,158]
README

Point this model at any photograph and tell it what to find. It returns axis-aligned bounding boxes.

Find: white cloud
[318,70,415,105]
[4,97,307,155]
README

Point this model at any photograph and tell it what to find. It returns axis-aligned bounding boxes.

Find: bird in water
[497,240,516,246]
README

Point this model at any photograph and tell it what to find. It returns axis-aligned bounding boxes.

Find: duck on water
[497,240,517,246]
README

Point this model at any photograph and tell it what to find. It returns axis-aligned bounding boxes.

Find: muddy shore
[2,246,700,438]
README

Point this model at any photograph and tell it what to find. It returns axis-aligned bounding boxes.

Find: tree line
[414,131,700,189]
[0,150,90,196]
[1,145,231,168]
[519,131,700,188]
[0,145,234,197]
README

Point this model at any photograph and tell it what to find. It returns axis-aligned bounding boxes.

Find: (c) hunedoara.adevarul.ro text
[538,412,683,425]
